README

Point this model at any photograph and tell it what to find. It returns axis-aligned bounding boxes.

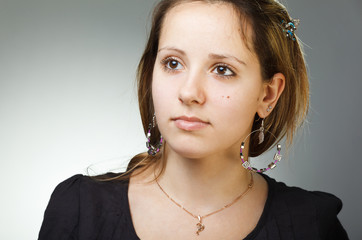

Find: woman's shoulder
[263,174,342,214]
[50,173,129,200]
[48,172,130,209]
[38,173,136,240]
[259,174,348,239]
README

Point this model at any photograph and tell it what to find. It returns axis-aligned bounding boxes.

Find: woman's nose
[178,71,206,105]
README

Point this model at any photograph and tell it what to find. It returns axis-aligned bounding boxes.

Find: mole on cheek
[227,96,230,99]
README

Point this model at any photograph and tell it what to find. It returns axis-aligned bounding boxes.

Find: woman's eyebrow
[208,53,246,66]
[157,47,246,66]
[158,46,186,56]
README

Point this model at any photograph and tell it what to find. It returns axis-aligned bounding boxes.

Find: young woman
[39,0,349,239]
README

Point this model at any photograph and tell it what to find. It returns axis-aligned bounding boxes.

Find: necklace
[155,172,254,236]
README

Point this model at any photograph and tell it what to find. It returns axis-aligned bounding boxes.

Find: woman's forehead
[159,2,254,61]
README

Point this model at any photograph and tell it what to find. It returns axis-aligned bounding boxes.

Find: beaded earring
[240,118,282,173]
[146,113,163,156]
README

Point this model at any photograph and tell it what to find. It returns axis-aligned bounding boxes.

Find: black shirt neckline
[124,173,274,240]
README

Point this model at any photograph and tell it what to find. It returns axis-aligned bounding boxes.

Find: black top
[38,173,349,240]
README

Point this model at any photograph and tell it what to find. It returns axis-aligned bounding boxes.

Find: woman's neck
[154,147,252,214]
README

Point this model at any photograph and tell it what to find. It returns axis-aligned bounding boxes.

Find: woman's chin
[167,145,214,160]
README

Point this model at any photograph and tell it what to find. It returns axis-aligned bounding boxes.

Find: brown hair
[97,0,309,181]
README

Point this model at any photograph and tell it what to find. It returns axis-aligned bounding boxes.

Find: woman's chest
[128,183,266,240]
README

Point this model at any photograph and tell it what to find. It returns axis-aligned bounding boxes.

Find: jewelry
[240,124,282,173]
[146,113,163,156]
[155,172,254,235]
[281,19,300,41]
[258,118,265,144]
[266,105,272,112]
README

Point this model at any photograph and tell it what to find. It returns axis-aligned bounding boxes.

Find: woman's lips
[172,116,209,131]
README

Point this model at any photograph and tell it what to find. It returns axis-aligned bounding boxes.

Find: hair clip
[281,19,300,41]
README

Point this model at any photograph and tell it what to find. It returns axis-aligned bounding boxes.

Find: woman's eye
[162,58,184,71]
[212,65,235,77]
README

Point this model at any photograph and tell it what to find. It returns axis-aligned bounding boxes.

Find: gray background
[0,0,361,239]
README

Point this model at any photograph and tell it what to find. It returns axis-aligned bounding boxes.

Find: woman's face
[152,2,266,159]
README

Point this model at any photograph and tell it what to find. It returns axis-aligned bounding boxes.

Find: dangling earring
[146,113,163,156]
[258,119,265,144]
[240,118,282,173]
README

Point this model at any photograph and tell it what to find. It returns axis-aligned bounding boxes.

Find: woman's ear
[257,73,285,118]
